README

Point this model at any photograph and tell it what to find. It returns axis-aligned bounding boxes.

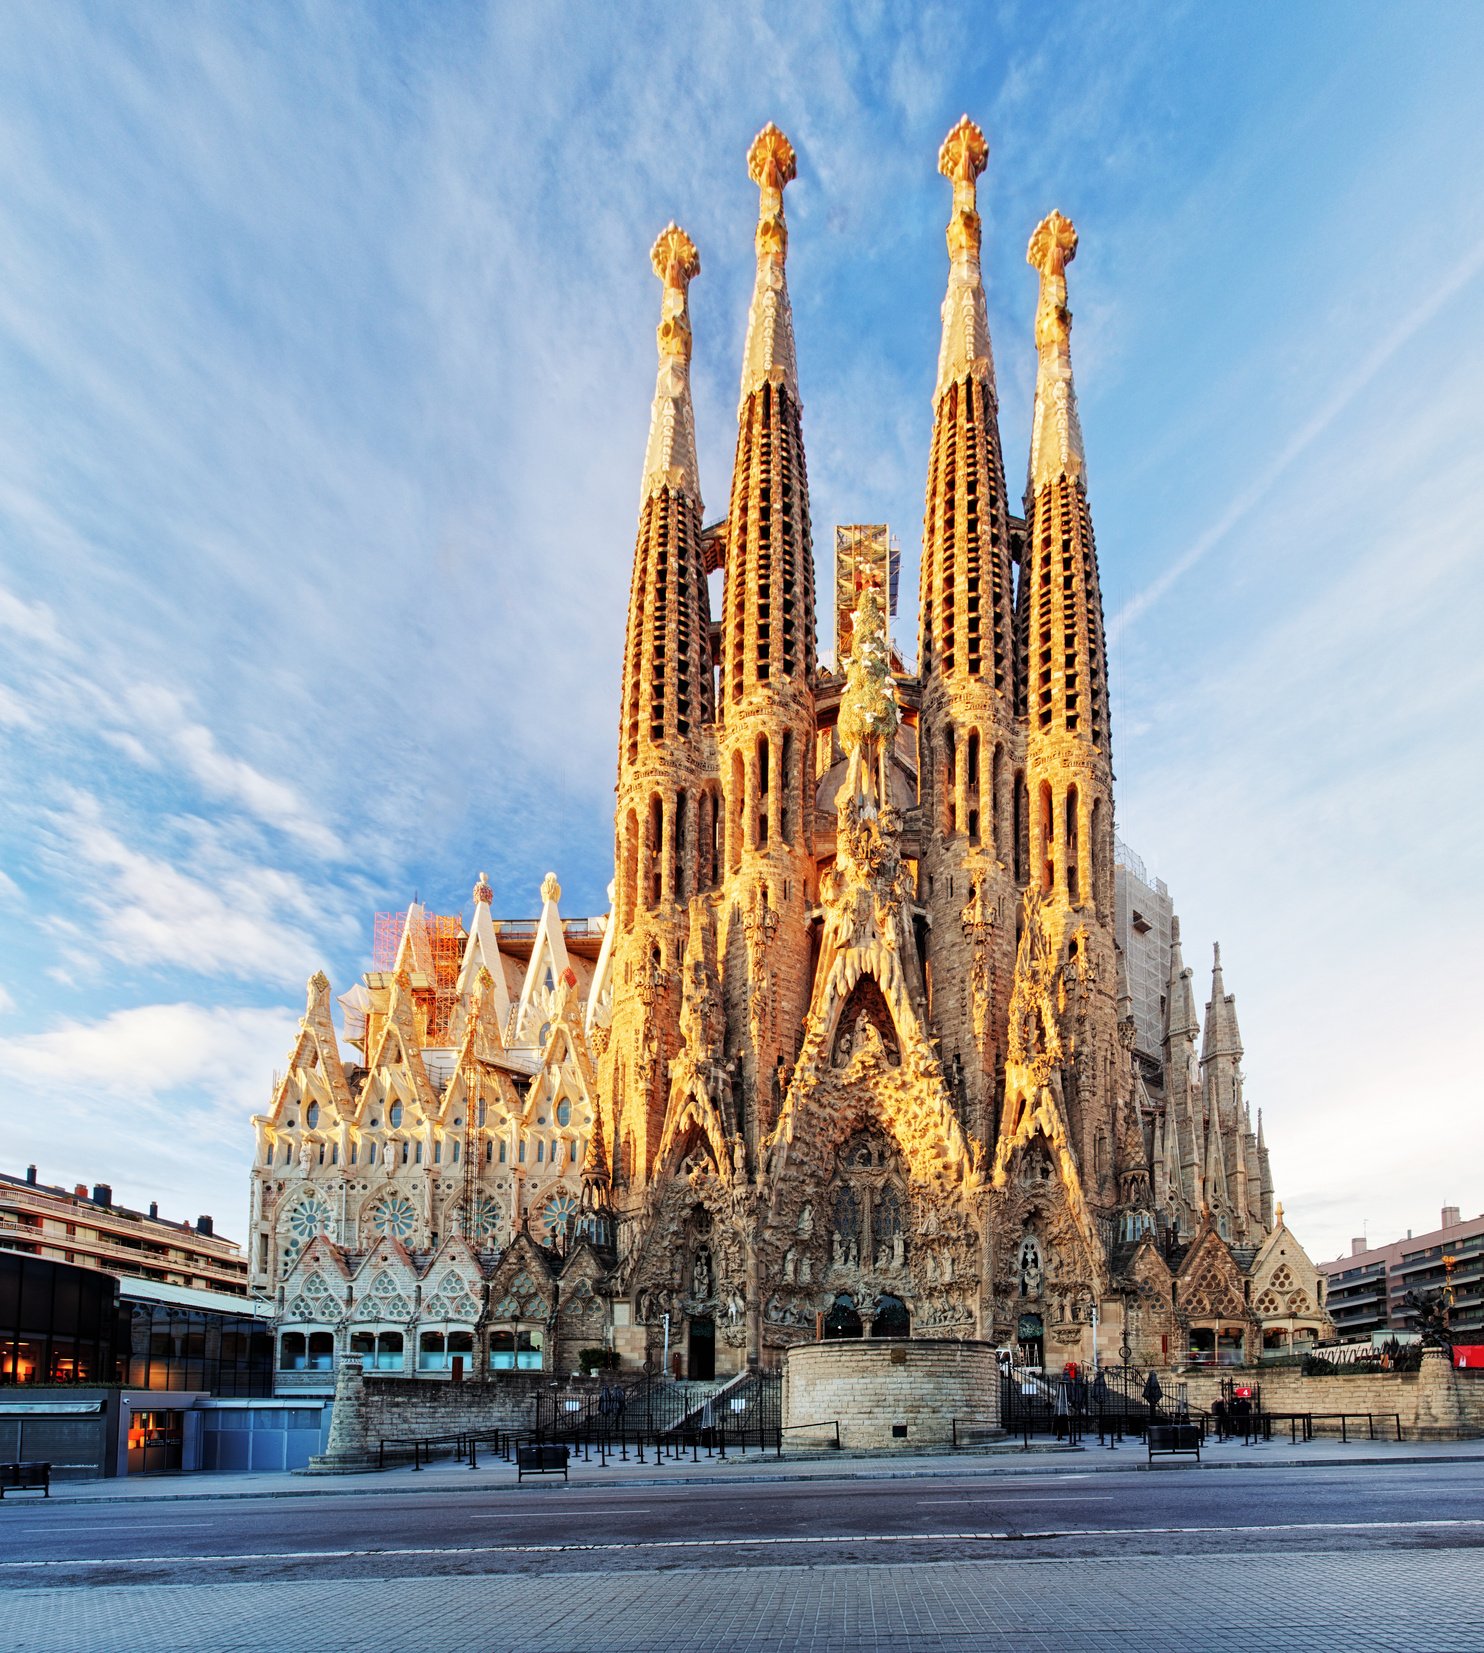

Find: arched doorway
[1017,1311,1045,1370]
[871,1295,910,1338]
[688,1317,715,1380]
[823,1293,864,1339]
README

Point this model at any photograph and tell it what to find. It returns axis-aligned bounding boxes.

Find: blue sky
[1,2,1481,1265]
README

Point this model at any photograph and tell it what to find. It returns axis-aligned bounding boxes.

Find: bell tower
[603,223,719,1189]
[715,124,819,1155]
[916,117,1021,1149]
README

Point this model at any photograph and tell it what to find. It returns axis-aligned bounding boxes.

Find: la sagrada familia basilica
[251,119,1330,1386]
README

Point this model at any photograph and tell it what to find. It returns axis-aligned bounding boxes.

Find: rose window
[541,1191,579,1242]
[289,1197,331,1241]
[370,1195,416,1239]
[468,1194,502,1240]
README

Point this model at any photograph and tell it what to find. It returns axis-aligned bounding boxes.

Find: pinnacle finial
[1026,210,1086,490]
[748,123,796,263]
[650,222,700,363]
[938,115,988,185]
[639,224,702,500]
[939,116,988,262]
[650,222,699,291]
[540,871,561,906]
[473,871,493,906]
[748,123,797,191]
[1213,941,1222,969]
[1028,210,1078,350]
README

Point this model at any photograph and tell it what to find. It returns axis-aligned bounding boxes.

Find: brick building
[1319,1207,1484,1343]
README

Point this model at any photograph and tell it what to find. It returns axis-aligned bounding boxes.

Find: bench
[1146,1424,1202,1463]
[0,1462,51,1499]
[516,1443,570,1483]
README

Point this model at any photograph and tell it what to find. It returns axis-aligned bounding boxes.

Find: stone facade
[250,118,1331,1390]
[1182,1352,1484,1441]
[783,1340,999,1449]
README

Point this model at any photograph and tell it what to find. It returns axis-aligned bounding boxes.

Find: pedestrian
[1054,1373,1072,1439]
[1212,1395,1227,1441]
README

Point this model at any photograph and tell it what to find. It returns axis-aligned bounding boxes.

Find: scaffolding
[371,909,465,1046]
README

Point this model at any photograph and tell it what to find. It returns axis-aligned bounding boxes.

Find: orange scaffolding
[371,909,464,1044]
[373,911,407,972]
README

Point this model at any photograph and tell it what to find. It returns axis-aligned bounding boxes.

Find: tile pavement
[2,1551,1482,1651]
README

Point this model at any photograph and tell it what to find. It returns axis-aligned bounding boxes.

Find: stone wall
[307,1357,599,1471]
[783,1338,999,1449]
[1180,1352,1484,1440]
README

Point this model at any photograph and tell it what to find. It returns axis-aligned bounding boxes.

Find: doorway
[688,1317,715,1380]
[1016,1312,1045,1370]
[127,1409,184,1475]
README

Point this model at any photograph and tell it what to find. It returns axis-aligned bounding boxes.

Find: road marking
[917,1496,1114,1504]
[472,1508,651,1519]
[4,1518,1484,1569]
[17,1523,212,1533]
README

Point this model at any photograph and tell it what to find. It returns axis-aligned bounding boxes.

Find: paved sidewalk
[3,1549,1483,1651]
[24,1435,1484,1505]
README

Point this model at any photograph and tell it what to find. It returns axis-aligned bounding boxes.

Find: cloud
[122,684,344,859]
[43,792,327,986]
[1110,235,1484,645]
[0,583,61,647]
[0,983,15,1012]
[0,1000,296,1235]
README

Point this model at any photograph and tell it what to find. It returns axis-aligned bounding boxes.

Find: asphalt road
[3,1457,1482,1587]
[4,1460,1484,1650]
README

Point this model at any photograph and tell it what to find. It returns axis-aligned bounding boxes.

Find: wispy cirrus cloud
[0,3,1481,1262]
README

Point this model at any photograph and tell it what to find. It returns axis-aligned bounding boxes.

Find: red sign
[1453,1346,1484,1369]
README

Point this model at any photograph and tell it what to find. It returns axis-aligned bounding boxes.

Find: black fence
[526,1370,785,1464]
[999,1365,1203,1447]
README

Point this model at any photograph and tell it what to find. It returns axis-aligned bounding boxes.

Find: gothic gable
[1175,1226,1250,1321]
[1249,1219,1329,1328]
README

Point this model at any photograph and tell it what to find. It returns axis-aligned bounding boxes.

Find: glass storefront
[0,1253,117,1384]
[118,1301,274,1396]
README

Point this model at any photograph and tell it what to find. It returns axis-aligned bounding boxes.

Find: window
[556,1099,572,1128]
[306,1102,319,1128]
[389,1102,403,1128]
[279,1331,307,1371]
[307,1331,334,1371]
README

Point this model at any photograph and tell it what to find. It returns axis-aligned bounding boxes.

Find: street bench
[0,1462,51,1499]
[1146,1424,1202,1463]
[516,1444,570,1483]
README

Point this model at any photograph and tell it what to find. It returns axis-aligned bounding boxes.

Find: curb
[26,1448,1484,1506]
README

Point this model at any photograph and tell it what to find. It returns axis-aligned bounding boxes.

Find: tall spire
[918,115,1015,691]
[1026,209,1086,492]
[605,223,718,1190]
[737,123,799,414]
[1164,916,1200,1044]
[716,121,817,1147]
[619,224,714,781]
[933,115,996,404]
[720,121,816,708]
[1022,209,1107,757]
[640,224,702,504]
[916,116,1019,1150]
[1201,941,1244,1064]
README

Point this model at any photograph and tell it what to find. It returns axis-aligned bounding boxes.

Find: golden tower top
[1026,209,1086,491]
[932,115,996,405]
[640,221,702,503]
[938,114,988,260]
[738,122,800,413]
[651,223,700,362]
